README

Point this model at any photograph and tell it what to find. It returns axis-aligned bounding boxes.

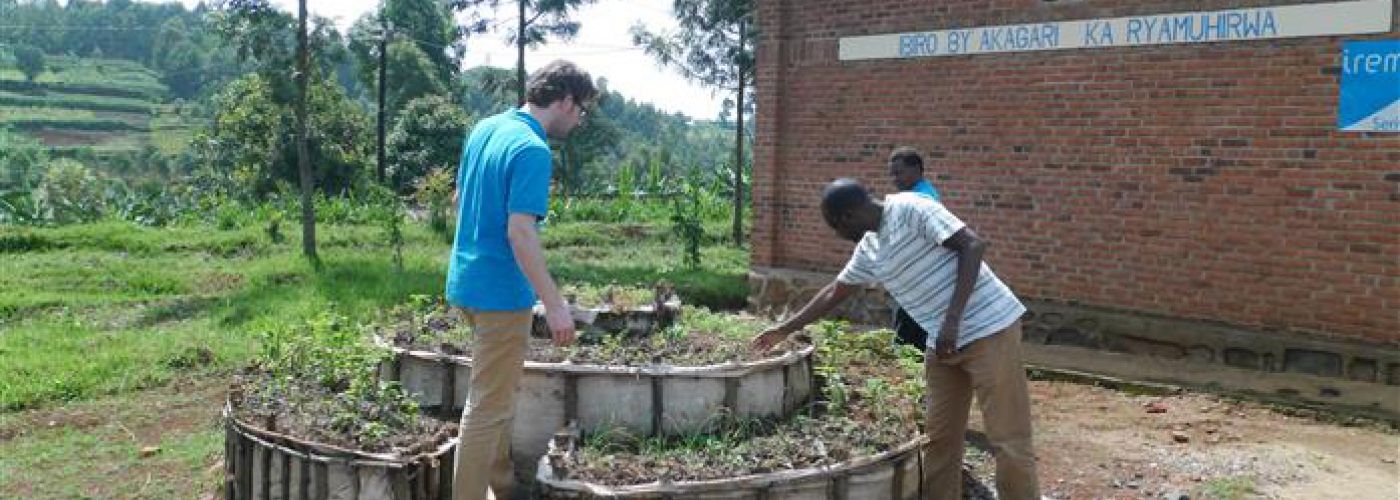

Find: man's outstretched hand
[750,327,789,353]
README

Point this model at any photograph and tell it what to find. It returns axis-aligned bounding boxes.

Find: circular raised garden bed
[375,302,816,468]
[536,428,928,499]
[224,404,457,500]
[526,321,945,500]
[224,313,459,500]
[380,341,815,468]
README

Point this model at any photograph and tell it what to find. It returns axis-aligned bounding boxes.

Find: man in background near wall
[888,146,940,347]
[889,146,940,200]
[446,60,596,500]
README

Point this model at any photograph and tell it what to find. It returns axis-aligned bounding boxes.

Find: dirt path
[2,376,1394,499]
[965,381,1400,499]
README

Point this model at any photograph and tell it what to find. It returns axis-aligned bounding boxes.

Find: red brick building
[750,0,1398,414]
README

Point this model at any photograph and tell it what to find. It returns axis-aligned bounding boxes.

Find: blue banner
[1339,40,1400,132]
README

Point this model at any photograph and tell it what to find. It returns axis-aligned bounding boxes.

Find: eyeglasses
[572,95,592,119]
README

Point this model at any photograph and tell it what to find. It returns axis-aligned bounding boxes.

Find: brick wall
[753,0,1400,345]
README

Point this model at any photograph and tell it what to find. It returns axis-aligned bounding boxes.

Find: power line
[0,24,163,31]
[612,0,673,17]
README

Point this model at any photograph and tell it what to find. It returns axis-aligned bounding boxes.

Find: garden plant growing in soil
[229,312,452,454]
[379,289,777,367]
[556,321,928,485]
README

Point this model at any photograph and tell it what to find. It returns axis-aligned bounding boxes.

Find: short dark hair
[821,178,871,222]
[525,60,597,108]
[889,147,924,173]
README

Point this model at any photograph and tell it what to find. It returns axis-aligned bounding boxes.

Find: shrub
[412,166,456,243]
[35,159,105,224]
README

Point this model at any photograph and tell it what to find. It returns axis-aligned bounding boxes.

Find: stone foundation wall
[750,266,1400,419]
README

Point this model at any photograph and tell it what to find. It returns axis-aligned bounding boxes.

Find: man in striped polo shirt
[752,178,1039,500]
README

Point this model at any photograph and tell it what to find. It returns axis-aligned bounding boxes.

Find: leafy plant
[369,186,406,271]
[413,166,456,243]
[670,174,706,269]
[34,159,105,224]
[249,311,421,451]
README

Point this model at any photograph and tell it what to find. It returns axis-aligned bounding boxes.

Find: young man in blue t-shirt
[888,146,940,347]
[889,146,940,201]
[447,60,595,500]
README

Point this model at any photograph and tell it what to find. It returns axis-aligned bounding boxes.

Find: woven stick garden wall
[536,428,929,500]
[223,405,457,500]
[379,343,816,468]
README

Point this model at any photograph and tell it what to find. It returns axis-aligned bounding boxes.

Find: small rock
[1144,401,1169,414]
[1163,492,1191,500]
[139,446,161,458]
[1171,431,1190,444]
[1381,457,1396,464]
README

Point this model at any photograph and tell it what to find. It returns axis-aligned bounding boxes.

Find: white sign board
[840,0,1394,61]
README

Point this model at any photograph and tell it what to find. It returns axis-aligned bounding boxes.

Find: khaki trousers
[922,321,1040,500]
[452,308,531,500]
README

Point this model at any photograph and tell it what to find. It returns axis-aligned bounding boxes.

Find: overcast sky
[154,0,725,120]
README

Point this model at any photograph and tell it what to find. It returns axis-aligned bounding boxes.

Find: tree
[386,95,470,192]
[632,0,755,247]
[215,0,346,106]
[0,127,50,192]
[199,75,370,199]
[457,66,518,115]
[560,99,620,196]
[384,40,447,120]
[451,0,598,104]
[295,0,317,261]
[349,0,459,184]
[382,0,461,82]
[14,45,46,82]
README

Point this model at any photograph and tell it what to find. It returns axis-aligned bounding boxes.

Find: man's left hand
[933,321,960,359]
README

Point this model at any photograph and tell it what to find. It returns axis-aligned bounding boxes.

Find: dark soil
[381,303,784,367]
[566,412,918,484]
[556,326,928,486]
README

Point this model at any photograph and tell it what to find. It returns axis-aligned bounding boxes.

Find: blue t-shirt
[911,178,941,201]
[445,109,552,310]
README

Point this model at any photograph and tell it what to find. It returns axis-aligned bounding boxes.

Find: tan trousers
[923,321,1039,500]
[452,308,531,500]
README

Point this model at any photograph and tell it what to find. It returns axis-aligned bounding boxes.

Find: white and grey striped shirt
[836,192,1026,349]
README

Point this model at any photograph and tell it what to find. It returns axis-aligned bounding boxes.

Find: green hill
[0,55,197,156]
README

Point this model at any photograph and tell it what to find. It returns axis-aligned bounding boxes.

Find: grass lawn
[0,208,748,498]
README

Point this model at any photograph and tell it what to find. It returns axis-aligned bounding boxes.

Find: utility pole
[377,15,390,184]
[516,0,526,106]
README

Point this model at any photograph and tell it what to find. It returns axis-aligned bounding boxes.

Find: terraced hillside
[0,55,198,156]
